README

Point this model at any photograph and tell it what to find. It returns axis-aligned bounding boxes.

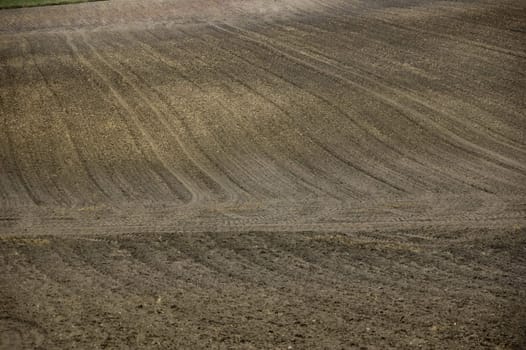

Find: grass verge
[0,0,106,10]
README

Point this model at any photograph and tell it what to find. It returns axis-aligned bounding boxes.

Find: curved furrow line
[0,64,23,207]
[313,0,526,59]
[251,232,419,290]
[198,25,411,195]
[217,23,526,182]
[137,29,333,201]
[54,35,175,204]
[426,14,525,59]
[85,32,262,203]
[270,20,526,152]
[0,41,61,206]
[198,26,473,194]
[206,30,432,185]
[86,31,251,204]
[64,33,196,204]
[263,22,526,186]
[300,7,526,84]
[22,241,133,324]
[168,110,255,203]
[208,232,350,288]
[113,235,212,290]
[11,54,65,206]
[306,0,351,15]
[164,31,385,200]
[62,240,196,327]
[135,29,347,200]
[119,44,285,202]
[0,118,8,204]
[130,31,327,204]
[221,22,526,171]
[371,253,495,294]
[18,45,72,207]
[418,5,525,43]
[103,241,199,293]
[64,238,154,293]
[209,23,503,194]
[372,14,526,61]
[131,29,346,201]
[0,247,70,322]
[291,15,526,132]
[58,39,161,204]
[22,35,114,206]
[203,232,352,288]
[66,38,185,204]
[306,11,526,125]
[160,232,263,285]
[196,233,299,286]
[75,33,202,204]
[0,89,41,206]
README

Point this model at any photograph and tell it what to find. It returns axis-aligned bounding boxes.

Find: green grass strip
[0,0,106,10]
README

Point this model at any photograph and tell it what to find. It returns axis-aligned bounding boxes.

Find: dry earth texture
[1,0,526,349]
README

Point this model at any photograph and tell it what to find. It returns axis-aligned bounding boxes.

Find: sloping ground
[0,0,525,349]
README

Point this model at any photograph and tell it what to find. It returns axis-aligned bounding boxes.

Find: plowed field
[1,0,525,348]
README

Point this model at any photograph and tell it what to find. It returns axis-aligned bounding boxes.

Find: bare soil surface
[1,0,525,348]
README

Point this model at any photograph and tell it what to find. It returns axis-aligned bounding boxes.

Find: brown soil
[1,0,525,349]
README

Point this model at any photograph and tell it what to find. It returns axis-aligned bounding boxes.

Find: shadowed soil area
[1,0,525,348]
